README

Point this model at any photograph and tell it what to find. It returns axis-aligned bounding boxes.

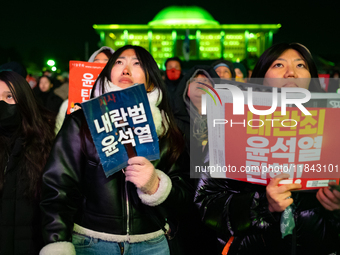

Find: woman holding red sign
[195,43,340,254]
[39,45,190,255]
[251,42,323,92]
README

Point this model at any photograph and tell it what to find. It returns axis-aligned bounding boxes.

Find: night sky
[1,0,340,73]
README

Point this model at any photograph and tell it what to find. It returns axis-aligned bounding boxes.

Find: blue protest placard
[81,84,160,177]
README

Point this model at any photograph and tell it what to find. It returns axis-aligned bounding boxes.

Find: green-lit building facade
[93,6,281,68]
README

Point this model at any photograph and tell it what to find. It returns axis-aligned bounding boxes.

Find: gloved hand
[125,156,159,194]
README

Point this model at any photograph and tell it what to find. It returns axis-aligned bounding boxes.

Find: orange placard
[67,61,106,114]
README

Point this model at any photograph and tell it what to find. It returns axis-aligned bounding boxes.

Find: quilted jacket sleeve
[194,173,280,236]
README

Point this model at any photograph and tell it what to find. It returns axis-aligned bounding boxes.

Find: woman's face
[0,80,15,104]
[39,77,53,92]
[166,60,181,71]
[264,49,311,89]
[215,66,231,79]
[94,52,109,63]
[235,68,244,78]
[110,49,146,89]
[187,74,212,100]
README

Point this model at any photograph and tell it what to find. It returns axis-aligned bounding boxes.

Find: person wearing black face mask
[0,101,22,137]
[164,57,183,111]
[0,71,56,254]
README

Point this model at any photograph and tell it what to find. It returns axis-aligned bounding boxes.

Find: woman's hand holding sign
[316,183,340,211]
[125,156,160,195]
[266,173,302,212]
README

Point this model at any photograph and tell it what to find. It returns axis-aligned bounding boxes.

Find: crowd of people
[0,42,339,255]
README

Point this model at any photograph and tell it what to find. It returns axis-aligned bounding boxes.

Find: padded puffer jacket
[195,173,340,255]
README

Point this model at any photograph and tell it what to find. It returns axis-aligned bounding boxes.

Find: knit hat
[211,60,235,78]
[233,62,247,78]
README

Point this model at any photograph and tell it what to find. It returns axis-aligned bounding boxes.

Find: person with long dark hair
[0,71,56,254]
[39,45,190,255]
[195,43,340,255]
[251,42,323,92]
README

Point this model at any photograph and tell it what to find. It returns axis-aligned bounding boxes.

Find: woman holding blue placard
[40,45,190,255]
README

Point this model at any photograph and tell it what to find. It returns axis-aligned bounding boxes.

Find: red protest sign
[223,104,340,190]
[318,74,330,91]
[67,61,106,114]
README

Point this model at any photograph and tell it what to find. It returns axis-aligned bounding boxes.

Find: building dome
[148,6,219,26]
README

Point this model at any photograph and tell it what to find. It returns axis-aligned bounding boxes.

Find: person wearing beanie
[233,62,248,82]
[211,59,235,80]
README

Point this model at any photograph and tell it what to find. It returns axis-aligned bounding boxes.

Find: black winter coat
[171,66,221,255]
[164,74,183,111]
[195,174,340,255]
[40,110,191,245]
[0,138,43,254]
[33,88,63,114]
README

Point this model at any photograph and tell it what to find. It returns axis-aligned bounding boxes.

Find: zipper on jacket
[4,153,10,174]
[125,179,130,236]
